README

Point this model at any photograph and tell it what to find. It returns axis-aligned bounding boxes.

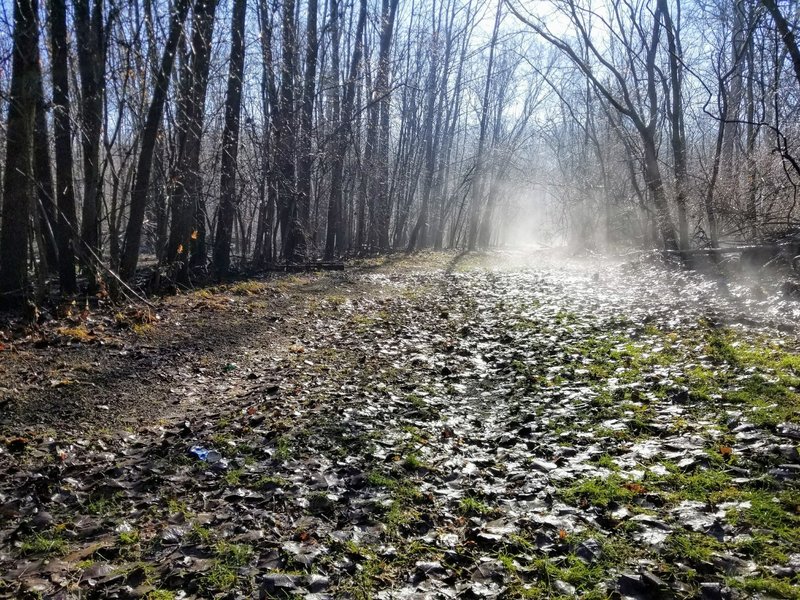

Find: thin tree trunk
[212,0,248,276]
[761,0,800,87]
[33,79,59,272]
[120,0,191,279]
[407,15,441,252]
[467,0,502,250]
[165,0,218,282]
[373,0,400,250]
[254,0,279,265]
[276,0,297,257]
[49,0,78,293]
[0,0,39,303]
[287,0,318,261]
[324,0,367,259]
[74,0,105,284]
[659,0,689,249]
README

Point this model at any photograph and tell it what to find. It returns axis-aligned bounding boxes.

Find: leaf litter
[0,250,799,599]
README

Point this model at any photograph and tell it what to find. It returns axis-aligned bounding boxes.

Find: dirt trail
[1,250,799,599]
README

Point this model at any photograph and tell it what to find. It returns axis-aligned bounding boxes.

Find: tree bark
[33,78,59,272]
[74,0,105,283]
[120,0,191,279]
[659,0,689,249]
[325,0,368,258]
[762,0,800,87]
[373,0,400,251]
[286,0,318,261]
[467,0,502,250]
[212,0,248,276]
[49,0,79,293]
[165,0,218,282]
[0,0,39,303]
[275,0,297,258]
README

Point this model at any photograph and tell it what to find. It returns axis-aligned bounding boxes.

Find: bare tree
[74,0,106,284]
[325,0,368,259]
[508,0,679,250]
[213,0,248,276]
[0,0,40,303]
[287,0,319,261]
[121,0,192,279]
[49,0,79,293]
[164,0,219,282]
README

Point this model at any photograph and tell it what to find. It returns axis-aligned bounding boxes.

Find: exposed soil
[1,250,799,600]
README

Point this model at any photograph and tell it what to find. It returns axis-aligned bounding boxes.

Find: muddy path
[1,250,799,599]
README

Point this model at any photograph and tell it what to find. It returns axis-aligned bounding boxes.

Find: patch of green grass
[366,470,397,489]
[225,468,243,486]
[203,542,254,590]
[383,483,423,535]
[683,365,722,400]
[402,452,425,470]
[254,475,290,489]
[118,530,140,545]
[227,280,267,296]
[145,591,176,600]
[19,533,69,557]
[338,552,386,600]
[705,328,739,365]
[558,555,606,590]
[556,310,579,324]
[732,533,789,565]
[188,524,213,545]
[275,436,291,461]
[592,454,619,471]
[728,575,800,599]
[326,294,347,307]
[210,432,232,449]
[203,563,237,591]
[213,541,253,567]
[727,490,800,549]
[166,499,192,518]
[86,492,122,516]
[308,492,335,514]
[408,393,425,409]
[644,461,732,502]
[560,474,635,508]
[458,496,492,516]
[497,552,518,573]
[665,532,721,564]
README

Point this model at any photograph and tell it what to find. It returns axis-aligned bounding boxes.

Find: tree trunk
[0,0,39,304]
[325,0,368,258]
[165,0,218,282]
[49,0,78,293]
[761,0,800,87]
[659,0,689,250]
[120,0,191,279]
[407,18,441,253]
[212,0,247,276]
[275,0,297,258]
[287,0,318,261]
[33,79,59,272]
[467,0,502,250]
[74,0,105,284]
[373,0,400,251]
[254,0,279,266]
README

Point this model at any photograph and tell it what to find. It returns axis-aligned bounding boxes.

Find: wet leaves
[1,251,800,598]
